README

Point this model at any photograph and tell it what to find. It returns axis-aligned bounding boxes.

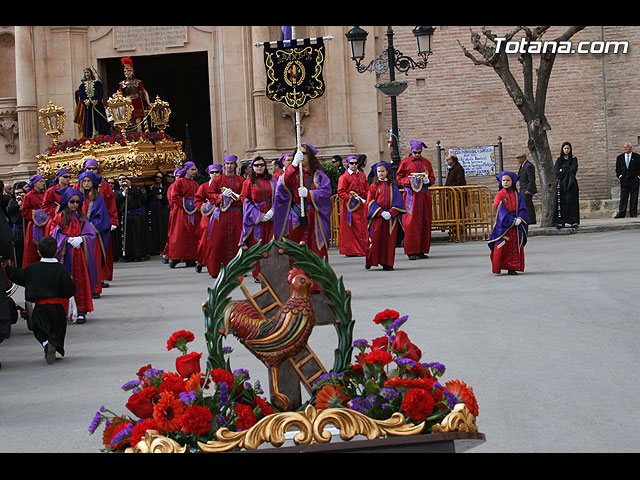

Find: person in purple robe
[46,187,98,323]
[78,67,112,138]
[488,171,529,275]
[273,143,333,265]
[78,170,112,298]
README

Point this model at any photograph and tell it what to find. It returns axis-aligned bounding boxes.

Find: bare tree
[460,26,585,227]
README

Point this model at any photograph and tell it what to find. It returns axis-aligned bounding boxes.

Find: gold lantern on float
[150,96,171,132]
[107,91,134,134]
[38,100,66,143]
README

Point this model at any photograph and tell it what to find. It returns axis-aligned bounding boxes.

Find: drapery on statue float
[88,239,484,453]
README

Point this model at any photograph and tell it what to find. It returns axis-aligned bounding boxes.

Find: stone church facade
[1,25,637,217]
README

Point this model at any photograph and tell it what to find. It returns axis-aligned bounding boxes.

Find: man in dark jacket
[615,142,640,218]
[517,153,537,225]
[0,208,14,368]
[445,154,467,186]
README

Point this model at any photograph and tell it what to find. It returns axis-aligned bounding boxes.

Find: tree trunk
[527,119,555,226]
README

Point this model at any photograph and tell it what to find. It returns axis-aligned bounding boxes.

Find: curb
[528,221,640,237]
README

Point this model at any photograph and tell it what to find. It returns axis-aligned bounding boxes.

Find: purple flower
[110,423,133,447]
[179,390,197,405]
[389,315,409,331]
[88,406,105,434]
[121,379,140,391]
[352,339,368,350]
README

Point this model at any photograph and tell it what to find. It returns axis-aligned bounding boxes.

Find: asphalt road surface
[1,228,639,453]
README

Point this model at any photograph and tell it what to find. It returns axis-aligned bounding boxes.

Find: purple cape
[84,193,112,258]
[488,189,529,251]
[273,169,333,252]
[367,182,406,235]
[240,177,277,246]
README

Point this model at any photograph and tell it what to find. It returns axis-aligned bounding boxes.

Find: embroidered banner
[264,38,326,110]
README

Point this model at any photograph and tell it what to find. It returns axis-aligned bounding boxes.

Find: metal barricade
[429,186,494,242]
[330,194,340,248]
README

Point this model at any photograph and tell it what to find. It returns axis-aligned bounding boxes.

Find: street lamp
[345,26,435,173]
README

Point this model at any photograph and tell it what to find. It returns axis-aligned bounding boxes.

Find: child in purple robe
[488,171,529,275]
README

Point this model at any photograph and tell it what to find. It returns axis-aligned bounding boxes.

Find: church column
[251,26,278,158]
[13,25,39,175]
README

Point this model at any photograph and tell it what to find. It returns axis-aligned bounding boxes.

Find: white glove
[262,209,274,222]
[424,178,430,185]
[292,150,304,168]
[298,186,308,198]
[515,218,522,226]
[381,211,391,220]
[68,236,83,249]
[222,188,234,198]
[111,224,117,231]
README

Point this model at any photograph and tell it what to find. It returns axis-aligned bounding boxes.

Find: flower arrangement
[45,131,174,156]
[311,309,478,432]
[374,79,409,89]
[88,330,275,452]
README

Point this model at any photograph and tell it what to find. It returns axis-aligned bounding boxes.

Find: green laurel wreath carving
[203,238,354,378]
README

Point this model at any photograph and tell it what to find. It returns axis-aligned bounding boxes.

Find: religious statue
[77,67,112,138]
[118,57,151,131]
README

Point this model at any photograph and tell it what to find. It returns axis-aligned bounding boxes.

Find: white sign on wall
[445,145,496,177]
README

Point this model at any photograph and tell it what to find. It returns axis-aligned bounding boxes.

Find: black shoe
[185,260,196,268]
[195,263,203,273]
[571,223,579,228]
[614,212,625,218]
[169,260,179,268]
[92,293,101,299]
[417,253,429,259]
[162,257,169,264]
[382,265,394,271]
[254,277,261,283]
[101,281,110,288]
[45,343,56,364]
[507,270,518,275]
[408,254,418,260]
[75,313,87,324]
[364,264,371,270]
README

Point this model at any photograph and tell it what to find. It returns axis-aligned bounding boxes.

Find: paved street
[1,221,639,453]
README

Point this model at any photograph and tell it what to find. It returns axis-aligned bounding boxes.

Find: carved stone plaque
[114,26,188,53]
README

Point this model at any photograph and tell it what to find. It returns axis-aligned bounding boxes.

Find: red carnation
[401,388,434,421]
[175,351,202,378]
[373,309,400,325]
[167,330,195,352]
[210,368,235,390]
[129,418,161,447]
[252,396,274,417]
[364,349,393,366]
[159,371,187,395]
[235,403,257,431]
[181,404,214,436]
[126,386,157,419]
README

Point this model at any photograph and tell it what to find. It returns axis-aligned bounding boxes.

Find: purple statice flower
[222,346,234,355]
[352,339,368,350]
[88,406,105,434]
[145,368,164,380]
[233,369,250,381]
[110,422,133,447]
[179,390,197,405]
[121,379,140,391]
[348,396,367,414]
[214,414,228,430]
[380,388,400,402]
[424,362,446,376]
[217,381,230,409]
[389,315,409,331]
[395,357,416,368]
[253,379,264,395]
[312,372,345,391]
[443,390,458,410]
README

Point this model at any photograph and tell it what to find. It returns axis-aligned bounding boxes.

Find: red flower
[152,391,185,433]
[175,352,202,378]
[136,364,152,378]
[315,385,350,410]
[373,309,400,325]
[101,418,132,451]
[159,372,187,395]
[181,405,213,436]
[391,331,422,362]
[363,349,393,366]
[252,396,274,417]
[235,403,257,431]
[385,376,435,391]
[401,388,434,421]
[129,418,161,447]
[210,368,235,390]
[370,336,388,351]
[126,386,157,419]
[166,330,195,351]
[445,379,479,418]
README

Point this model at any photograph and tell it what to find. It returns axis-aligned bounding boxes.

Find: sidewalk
[527,216,640,236]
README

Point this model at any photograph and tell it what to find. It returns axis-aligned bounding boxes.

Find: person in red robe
[21,174,48,267]
[396,140,436,260]
[161,168,182,264]
[365,162,406,271]
[337,155,368,257]
[167,162,200,268]
[272,153,292,181]
[239,156,277,281]
[75,158,118,287]
[488,171,529,275]
[46,188,98,324]
[42,168,72,218]
[194,164,221,272]
[200,156,244,278]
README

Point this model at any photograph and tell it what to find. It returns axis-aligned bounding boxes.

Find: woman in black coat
[553,141,580,228]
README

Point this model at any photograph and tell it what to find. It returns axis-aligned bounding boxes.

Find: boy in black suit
[4,236,76,364]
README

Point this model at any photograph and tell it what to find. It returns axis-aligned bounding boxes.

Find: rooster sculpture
[222,268,315,409]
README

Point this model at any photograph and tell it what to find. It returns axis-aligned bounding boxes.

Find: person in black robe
[553,141,580,228]
[5,236,76,364]
[147,171,170,255]
[114,175,150,262]
[0,207,14,368]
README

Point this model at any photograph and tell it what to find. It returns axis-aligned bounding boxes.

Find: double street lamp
[345,26,435,173]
